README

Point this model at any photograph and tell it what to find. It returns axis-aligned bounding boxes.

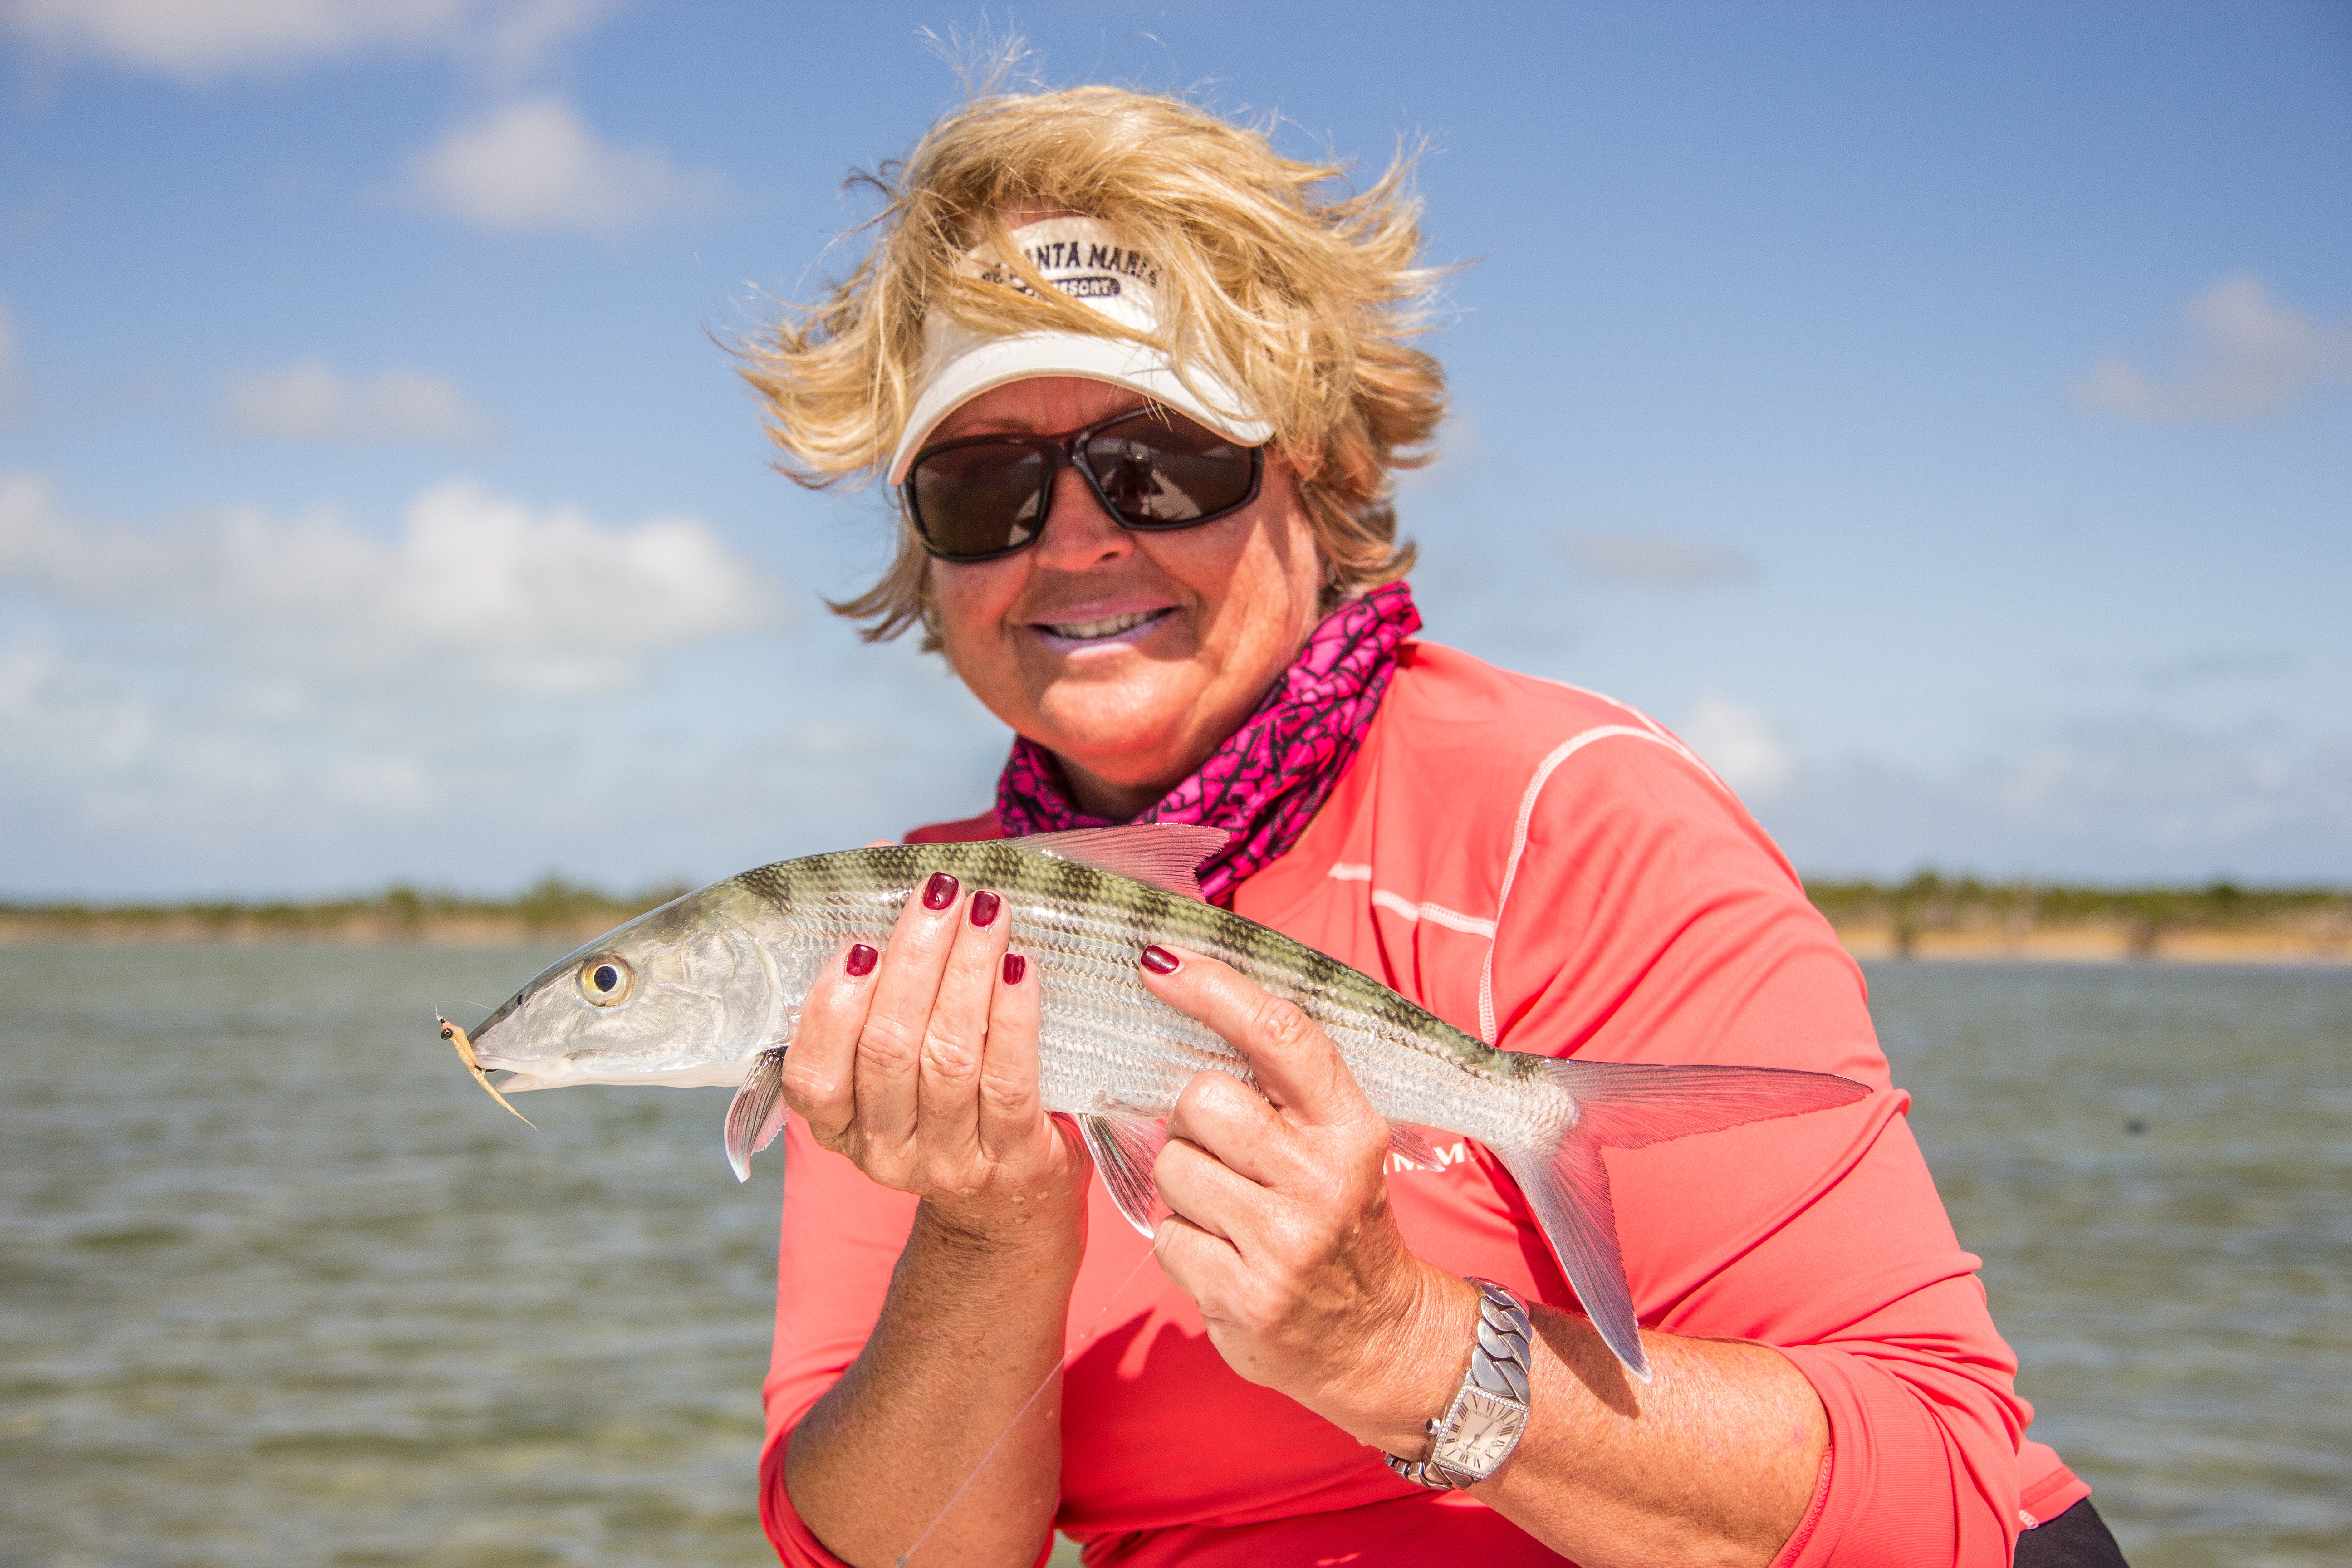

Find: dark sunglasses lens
[910,445,1048,559]
[1082,414,1256,525]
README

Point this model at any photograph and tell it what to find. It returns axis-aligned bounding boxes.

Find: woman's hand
[778,870,1090,1240]
[1139,946,1831,1568]
[1137,946,1479,1453]
[781,871,1091,1568]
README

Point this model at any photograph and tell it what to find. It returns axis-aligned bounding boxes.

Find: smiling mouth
[1039,608,1171,641]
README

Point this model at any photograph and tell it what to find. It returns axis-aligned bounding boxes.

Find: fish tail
[1490,1059,1868,1383]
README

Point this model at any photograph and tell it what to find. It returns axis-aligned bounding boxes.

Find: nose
[1028,462,1132,571]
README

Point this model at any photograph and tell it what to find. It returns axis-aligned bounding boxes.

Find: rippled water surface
[1871,963,2352,1567]
[2,949,2346,1566]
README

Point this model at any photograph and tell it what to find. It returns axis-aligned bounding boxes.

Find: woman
[742,87,2117,1568]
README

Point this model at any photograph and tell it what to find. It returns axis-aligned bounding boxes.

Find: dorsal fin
[1009,824,1229,902]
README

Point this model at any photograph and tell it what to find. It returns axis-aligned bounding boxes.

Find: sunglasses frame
[900,403,1266,564]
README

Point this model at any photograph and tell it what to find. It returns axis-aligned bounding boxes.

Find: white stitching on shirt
[1370,888,1499,938]
[1478,725,1690,1044]
[1520,674,1734,794]
[1324,863,1498,937]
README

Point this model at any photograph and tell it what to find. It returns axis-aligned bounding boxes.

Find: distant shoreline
[0,878,681,951]
[3,875,2346,965]
[1826,923,2346,965]
[1806,876,2350,966]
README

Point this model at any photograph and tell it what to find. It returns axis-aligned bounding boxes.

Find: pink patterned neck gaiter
[994,581,1421,905]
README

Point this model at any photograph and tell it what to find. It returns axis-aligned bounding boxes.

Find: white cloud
[402,96,723,235]
[0,472,1034,898]
[0,472,786,696]
[222,360,494,445]
[0,0,610,82]
[1754,718,2352,883]
[1679,693,1796,799]
[1560,529,1754,586]
[2073,274,2352,422]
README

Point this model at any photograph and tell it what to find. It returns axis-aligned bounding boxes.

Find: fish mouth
[434,1006,537,1127]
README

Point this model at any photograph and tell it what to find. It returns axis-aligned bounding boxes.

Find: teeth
[1047,610,1160,640]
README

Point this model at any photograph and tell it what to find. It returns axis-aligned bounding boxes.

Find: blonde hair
[740,84,1447,648]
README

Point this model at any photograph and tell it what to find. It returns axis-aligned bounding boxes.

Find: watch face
[1437,1388,1528,1479]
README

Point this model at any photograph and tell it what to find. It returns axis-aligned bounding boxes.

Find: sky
[0,0,2347,900]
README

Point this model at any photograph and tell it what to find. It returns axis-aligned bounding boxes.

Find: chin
[1033,688,1195,767]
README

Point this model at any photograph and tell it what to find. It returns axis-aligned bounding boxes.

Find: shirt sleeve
[1481,731,2034,1568]
[756,1119,920,1567]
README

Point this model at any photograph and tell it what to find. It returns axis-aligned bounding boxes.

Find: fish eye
[577,955,636,1008]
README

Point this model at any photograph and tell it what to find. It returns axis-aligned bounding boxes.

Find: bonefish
[443,824,1867,1380]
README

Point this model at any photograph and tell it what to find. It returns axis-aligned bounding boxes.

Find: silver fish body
[456,825,1865,1379]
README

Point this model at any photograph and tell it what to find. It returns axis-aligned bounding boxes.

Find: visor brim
[886,332,1272,485]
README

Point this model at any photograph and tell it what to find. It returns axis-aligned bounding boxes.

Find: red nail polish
[1140,945,1180,975]
[845,944,878,977]
[1001,953,1026,986]
[922,872,958,911]
[969,890,1001,928]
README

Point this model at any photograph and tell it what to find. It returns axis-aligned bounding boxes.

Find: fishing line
[895,1244,1159,1568]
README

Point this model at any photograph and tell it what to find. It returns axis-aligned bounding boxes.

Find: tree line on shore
[0,876,694,940]
[3,871,2346,951]
[1803,873,2349,957]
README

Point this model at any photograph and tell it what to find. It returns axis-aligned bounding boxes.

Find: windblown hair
[740,84,1447,647]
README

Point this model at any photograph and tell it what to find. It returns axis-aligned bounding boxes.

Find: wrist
[1323,1264,1484,1453]
[916,1176,1088,1261]
[1384,1279,1536,1491]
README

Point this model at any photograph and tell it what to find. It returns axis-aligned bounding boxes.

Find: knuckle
[1231,1275,1285,1334]
[1173,1069,1226,1123]
[1260,1206,1320,1263]
[1249,995,1316,1054]
[778,1055,838,1107]
[976,1058,1035,1109]
[857,1015,922,1073]
[921,1024,983,1078]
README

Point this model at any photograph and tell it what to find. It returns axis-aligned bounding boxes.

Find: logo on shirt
[1388,1141,1472,1176]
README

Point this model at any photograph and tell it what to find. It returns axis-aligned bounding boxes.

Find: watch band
[1383,1278,1533,1490]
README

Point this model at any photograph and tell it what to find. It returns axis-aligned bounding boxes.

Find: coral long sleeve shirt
[758,642,2088,1566]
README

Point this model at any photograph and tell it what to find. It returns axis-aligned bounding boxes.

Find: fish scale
[758,840,1467,1122]
[451,823,1869,1381]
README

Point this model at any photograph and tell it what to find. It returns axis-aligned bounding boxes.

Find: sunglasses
[901,404,1265,564]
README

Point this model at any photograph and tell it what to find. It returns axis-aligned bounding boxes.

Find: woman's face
[927,376,1325,818]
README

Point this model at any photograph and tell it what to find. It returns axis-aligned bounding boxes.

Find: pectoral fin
[1386,1123,1444,1171]
[724,1049,790,1183]
[1078,1113,1170,1237]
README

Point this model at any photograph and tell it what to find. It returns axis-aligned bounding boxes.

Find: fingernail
[969,890,1001,928]
[1001,953,1026,986]
[845,944,878,977]
[922,872,959,911]
[1140,945,1181,975]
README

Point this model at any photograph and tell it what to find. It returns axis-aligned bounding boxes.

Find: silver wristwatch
[1383,1278,1533,1490]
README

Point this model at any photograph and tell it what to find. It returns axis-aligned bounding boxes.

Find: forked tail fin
[1491,1060,1869,1383]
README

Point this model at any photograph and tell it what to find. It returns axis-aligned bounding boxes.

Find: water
[0,947,780,1568]
[1871,963,2352,1567]
[1,950,2345,1566]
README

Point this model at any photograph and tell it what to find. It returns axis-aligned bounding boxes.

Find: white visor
[885,216,1273,485]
